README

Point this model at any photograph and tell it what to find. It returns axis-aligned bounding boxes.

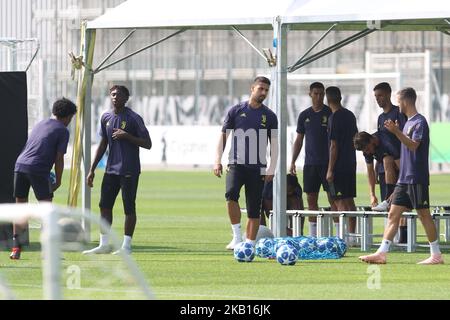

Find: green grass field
[1,171,450,299]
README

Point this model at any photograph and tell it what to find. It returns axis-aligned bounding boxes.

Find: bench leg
[407,216,417,253]
[445,219,450,242]
[361,216,370,252]
[292,214,299,237]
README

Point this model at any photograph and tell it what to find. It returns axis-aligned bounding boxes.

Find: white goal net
[0,203,153,300]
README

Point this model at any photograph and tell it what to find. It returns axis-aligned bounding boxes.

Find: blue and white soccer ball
[298,237,317,259]
[49,171,56,185]
[315,237,340,259]
[233,242,255,262]
[276,244,298,266]
[275,237,300,253]
[255,238,274,258]
[333,237,347,257]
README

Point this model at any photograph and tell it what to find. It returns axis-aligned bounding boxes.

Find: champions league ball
[276,244,298,266]
[49,171,56,185]
[316,237,339,258]
[333,237,347,257]
[58,218,85,243]
[255,238,274,258]
[298,237,317,259]
[233,242,255,262]
[242,225,274,242]
[316,237,330,254]
[274,237,300,253]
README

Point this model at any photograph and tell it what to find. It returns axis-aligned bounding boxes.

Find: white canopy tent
[72,0,450,238]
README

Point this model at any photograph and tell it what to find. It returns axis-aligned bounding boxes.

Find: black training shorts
[303,164,329,193]
[328,171,356,200]
[14,171,53,200]
[391,183,430,210]
[99,173,139,215]
[225,165,265,219]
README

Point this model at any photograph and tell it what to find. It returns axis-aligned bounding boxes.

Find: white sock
[377,239,392,253]
[231,223,241,240]
[429,240,441,255]
[123,235,132,249]
[334,223,340,236]
[100,234,109,247]
[245,239,255,245]
[309,222,317,237]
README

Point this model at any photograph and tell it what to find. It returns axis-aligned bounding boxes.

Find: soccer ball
[298,237,317,259]
[275,237,300,253]
[333,237,347,257]
[315,237,339,258]
[276,244,298,266]
[316,237,329,254]
[49,171,56,185]
[255,237,274,258]
[242,225,274,242]
[58,218,85,243]
[233,242,255,262]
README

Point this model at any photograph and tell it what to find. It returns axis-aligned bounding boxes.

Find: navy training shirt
[364,131,400,165]
[296,105,331,166]
[377,105,405,155]
[100,107,150,176]
[328,107,358,173]
[15,119,69,177]
[398,113,429,185]
[222,101,278,168]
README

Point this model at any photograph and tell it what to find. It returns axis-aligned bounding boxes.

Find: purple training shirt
[15,118,69,176]
[100,107,150,176]
[397,113,429,185]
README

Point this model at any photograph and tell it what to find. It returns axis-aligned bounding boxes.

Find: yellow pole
[68,21,96,208]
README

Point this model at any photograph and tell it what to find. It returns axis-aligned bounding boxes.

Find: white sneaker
[372,200,389,212]
[225,238,241,250]
[112,247,132,255]
[82,245,111,255]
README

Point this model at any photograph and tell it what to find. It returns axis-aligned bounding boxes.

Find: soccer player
[372,82,406,212]
[359,87,444,264]
[353,131,400,207]
[83,85,151,255]
[325,86,358,242]
[290,82,337,237]
[214,76,278,250]
[260,174,304,236]
[10,98,77,259]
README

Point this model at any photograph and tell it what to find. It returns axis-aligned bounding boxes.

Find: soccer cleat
[82,245,111,255]
[112,247,132,255]
[372,200,389,212]
[359,252,387,264]
[417,254,444,265]
[9,247,21,260]
[226,238,241,250]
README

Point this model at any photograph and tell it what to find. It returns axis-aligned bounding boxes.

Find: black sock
[398,226,407,243]
[386,184,395,200]
[12,234,21,248]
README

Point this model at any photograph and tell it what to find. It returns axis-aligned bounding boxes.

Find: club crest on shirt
[305,118,310,123]
[322,116,327,124]
[261,115,267,127]
[121,121,127,129]
[240,113,247,117]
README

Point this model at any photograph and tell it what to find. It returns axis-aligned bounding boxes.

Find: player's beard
[256,95,266,103]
